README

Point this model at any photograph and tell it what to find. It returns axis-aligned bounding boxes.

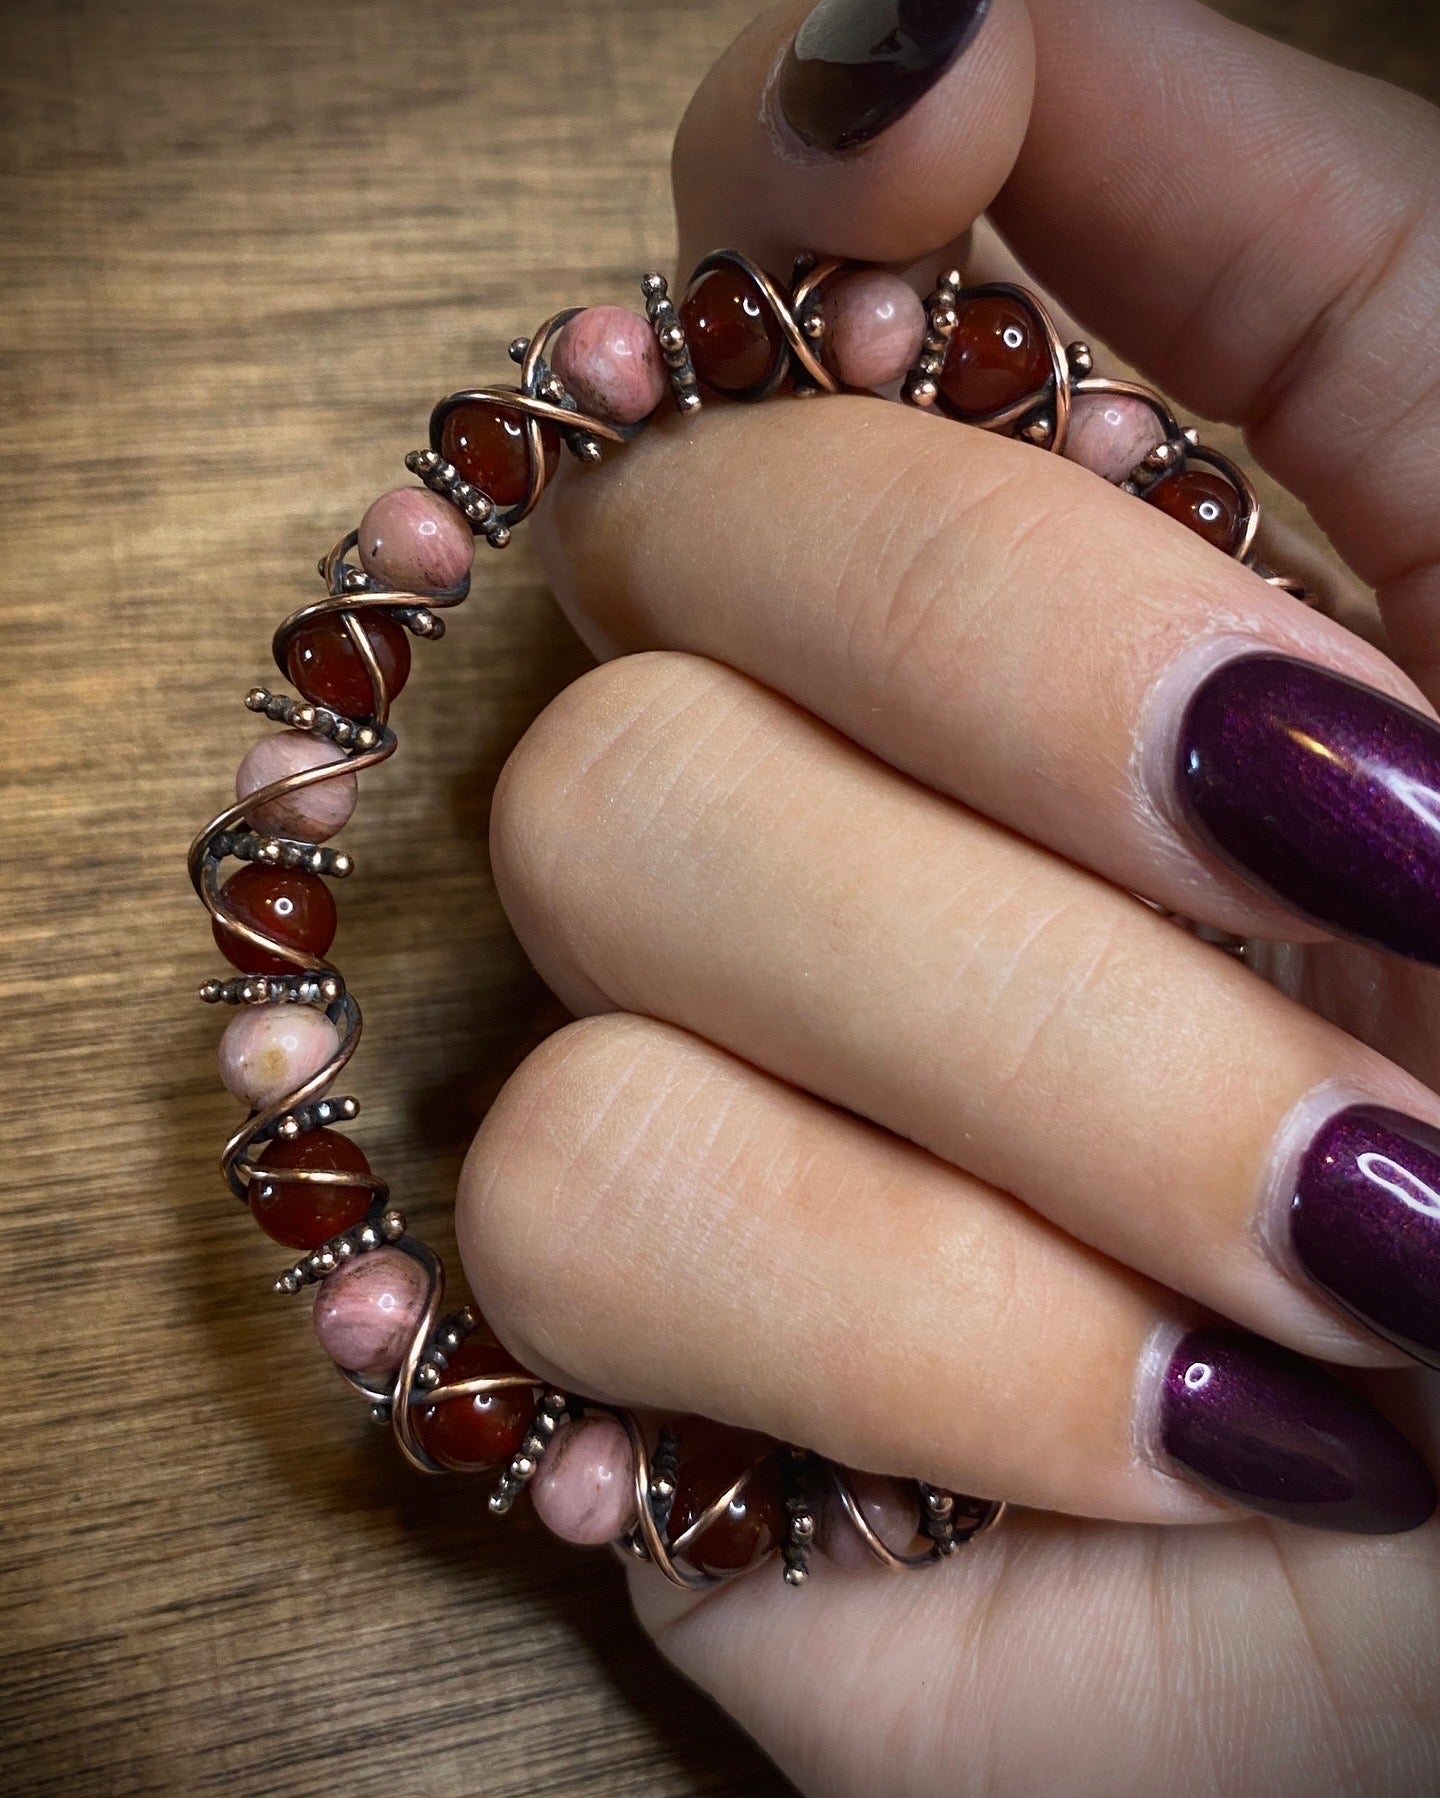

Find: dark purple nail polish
[1176,653,1440,964]
[1160,1327,1435,1534]
[1292,1106,1440,1369]
[777,0,992,154]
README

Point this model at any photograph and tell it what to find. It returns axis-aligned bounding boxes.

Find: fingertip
[673,0,1035,273]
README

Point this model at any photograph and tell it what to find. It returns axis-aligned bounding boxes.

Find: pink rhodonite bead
[1063,392,1166,483]
[822,1470,925,1570]
[313,1247,430,1381]
[551,305,668,427]
[236,730,358,842]
[530,1414,638,1546]
[218,1004,341,1110]
[821,270,927,390]
[357,486,474,594]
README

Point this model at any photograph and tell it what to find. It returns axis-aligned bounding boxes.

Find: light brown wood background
[1,3,1434,1794]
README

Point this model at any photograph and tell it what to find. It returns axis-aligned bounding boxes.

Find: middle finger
[493,650,1440,1369]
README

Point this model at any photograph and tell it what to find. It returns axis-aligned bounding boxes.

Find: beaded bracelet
[190,249,1300,1590]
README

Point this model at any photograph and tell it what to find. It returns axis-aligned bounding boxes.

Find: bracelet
[190,249,1297,1589]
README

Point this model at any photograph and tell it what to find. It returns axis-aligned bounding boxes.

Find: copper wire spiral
[903,269,1316,605]
[189,257,1000,1590]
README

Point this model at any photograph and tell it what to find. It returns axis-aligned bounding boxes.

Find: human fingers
[458,1011,1435,1532]
[537,393,1440,962]
[491,652,1440,1374]
[670,0,1034,274]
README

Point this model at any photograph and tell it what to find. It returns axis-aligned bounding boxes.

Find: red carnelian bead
[285,613,412,720]
[680,267,785,397]
[668,1426,785,1576]
[439,402,560,510]
[212,864,338,976]
[412,1335,536,1472]
[248,1128,373,1249]
[937,293,1052,421]
[1145,466,1244,553]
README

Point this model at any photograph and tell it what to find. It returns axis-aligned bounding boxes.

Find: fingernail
[1177,653,1440,964]
[1292,1106,1440,1369]
[776,0,993,153]
[1158,1326,1435,1534]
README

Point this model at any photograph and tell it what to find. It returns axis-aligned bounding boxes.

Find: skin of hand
[453,2,1440,1792]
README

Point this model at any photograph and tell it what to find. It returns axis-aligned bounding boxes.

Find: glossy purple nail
[1176,653,1440,964]
[1159,1327,1435,1534]
[777,0,992,154]
[1292,1106,1440,1369]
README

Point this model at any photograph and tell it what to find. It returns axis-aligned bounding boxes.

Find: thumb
[672,0,1035,274]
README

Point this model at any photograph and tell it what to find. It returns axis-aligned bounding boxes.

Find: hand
[457,2,1440,1791]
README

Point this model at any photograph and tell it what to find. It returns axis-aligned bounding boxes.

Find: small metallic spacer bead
[801,311,825,341]
[783,1564,808,1587]
[573,437,603,465]
[658,324,684,354]
[357,1223,381,1250]
[789,1510,815,1541]
[274,1270,303,1295]
[370,1403,390,1425]
[641,271,667,298]
[458,1304,479,1330]
[485,525,512,550]
[509,337,530,363]
[1021,415,1054,445]
[1067,341,1094,377]
[245,687,269,712]
[932,305,958,335]
[414,1362,442,1390]
[380,1209,406,1241]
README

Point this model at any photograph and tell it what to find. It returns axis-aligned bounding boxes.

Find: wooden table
[2,2,1432,1792]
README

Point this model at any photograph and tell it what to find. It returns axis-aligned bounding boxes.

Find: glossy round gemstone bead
[212,864,338,976]
[1146,465,1245,553]
[531,1414,639,1546]
[821,1470,925,1570]
[313,1246,430,1381]
[938,293,1052,421]
[1063,392,1166,484]
[285,612,412,719]
[438,402,560,510]
[218,1004,340,1111]
[821,270,926,390]
[551,306,668,427]
[680,266,785,397]
[235,730,357,843]
[668,1427,785,1576]
[357,487,474,594]
[248,1128,373,1250]
[412,1334,536,1473]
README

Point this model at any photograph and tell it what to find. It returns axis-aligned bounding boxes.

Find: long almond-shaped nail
[1292,1106,1440,1369]
[1177,653,1440,964]
[1159,1327,1435,1534]
[777,0,992,154]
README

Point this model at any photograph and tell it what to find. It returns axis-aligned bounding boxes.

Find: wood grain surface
[0,3,1433,1794]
